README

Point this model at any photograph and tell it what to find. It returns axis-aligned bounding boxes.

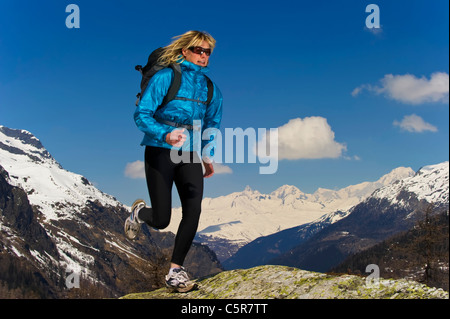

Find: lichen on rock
[120,265,449,299]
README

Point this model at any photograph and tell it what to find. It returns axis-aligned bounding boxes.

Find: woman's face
[182,40,211,67]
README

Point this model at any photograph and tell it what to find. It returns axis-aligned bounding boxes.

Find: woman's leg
[140,147,203,267]
[139,146,174,229]
[170,152,204,266]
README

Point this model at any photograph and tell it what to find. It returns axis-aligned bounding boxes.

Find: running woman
[125,31,223,292]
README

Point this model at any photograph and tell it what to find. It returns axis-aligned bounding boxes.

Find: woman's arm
[201,83,223,162]
[134,68,174,145]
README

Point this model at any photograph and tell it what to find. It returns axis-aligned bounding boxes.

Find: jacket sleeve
[134,68,173,145]
[202,83,223,161]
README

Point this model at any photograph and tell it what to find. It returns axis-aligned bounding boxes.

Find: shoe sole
[124,217,140,240]
[124,199,146,239]
[166,282,198,293]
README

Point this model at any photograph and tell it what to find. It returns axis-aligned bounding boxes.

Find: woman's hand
[203,161,214,178]
[165,129,187,147]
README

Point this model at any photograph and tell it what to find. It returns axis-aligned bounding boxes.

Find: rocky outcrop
[120,265,449,299]
[0,165,58,256]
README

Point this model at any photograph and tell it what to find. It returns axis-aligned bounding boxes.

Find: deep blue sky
[1,0,448,207]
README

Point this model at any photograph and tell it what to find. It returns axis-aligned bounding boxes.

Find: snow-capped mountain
[0,125,221,298]
[372,161,449,206]
[224,162,449,269]
[269,161,449,272]
[0,125,119,221]
[164,164,415,261]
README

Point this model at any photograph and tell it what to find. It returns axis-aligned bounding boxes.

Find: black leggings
[138,146,204,266]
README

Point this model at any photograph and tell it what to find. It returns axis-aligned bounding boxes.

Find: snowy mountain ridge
[166,164,416,251]
[372,161,449,205]
[0,125,120,222]
[224,161,449,268]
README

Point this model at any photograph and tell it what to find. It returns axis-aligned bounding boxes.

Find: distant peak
[240,185,264,197]
[0,125,45,150]
[417,161,449,174]
[271,185,305,198]
[0,125,59,168]
[377,166,415,185]
[373,160,449,204]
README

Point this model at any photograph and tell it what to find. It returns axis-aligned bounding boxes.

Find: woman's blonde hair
[158,31,216,66]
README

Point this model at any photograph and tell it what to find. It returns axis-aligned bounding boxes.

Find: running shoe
[124,199,146,240]
[165,267,197,293]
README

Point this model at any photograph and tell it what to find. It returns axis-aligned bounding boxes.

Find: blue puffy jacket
[134,60,223,159]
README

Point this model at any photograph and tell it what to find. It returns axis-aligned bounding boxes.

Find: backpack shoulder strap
[204,75,214,105]
[159,63,182,109]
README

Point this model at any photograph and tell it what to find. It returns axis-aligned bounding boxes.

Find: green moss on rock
[120,265,449,300]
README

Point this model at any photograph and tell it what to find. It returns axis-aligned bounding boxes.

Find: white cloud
[257,117,347,160]
[351,86,364,97]
[393,114,438,133]
[124,160,145,179]
[353,72,449,104]
[125,159,233,179]
[344,155,361,161]
[210,162,233,174]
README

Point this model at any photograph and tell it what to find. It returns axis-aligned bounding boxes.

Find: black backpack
[135,47,214,108]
